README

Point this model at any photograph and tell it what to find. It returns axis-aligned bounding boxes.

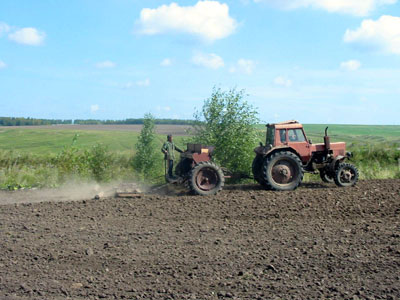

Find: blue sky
[0,0,400,124]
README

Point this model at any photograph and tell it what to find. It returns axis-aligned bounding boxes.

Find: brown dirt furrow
[0,179,399,299]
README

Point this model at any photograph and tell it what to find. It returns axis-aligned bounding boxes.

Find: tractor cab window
[266,126,275,146]
[279,129,287,143]
[288,129,306,142]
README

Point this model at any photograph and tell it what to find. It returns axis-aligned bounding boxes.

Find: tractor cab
[265,121,311,163]
[262,121,311,164]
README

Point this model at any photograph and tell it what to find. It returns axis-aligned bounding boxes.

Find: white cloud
[0,60,6,69]
[90,104,99,113]
[192,53,224,69]
[136,1,237,42]
[0,22,10,36]
[340,60,361,71]
[8,27,46,46]
[344,15,400,55]
[125,79,151,88]
[123,82,134,89]
[95,60,116,68]
[161,58,172,67]
[230,59,256,74]
[136,79,150,87]
[156,106,171,112]
[274,76,292,87]
[255,0,397,16]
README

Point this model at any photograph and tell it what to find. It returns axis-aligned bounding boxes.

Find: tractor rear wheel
[252,155,268,187]
[334,163,359,187]
[319,169,334,183]
[189,162,224,196]
[262,151,303,191]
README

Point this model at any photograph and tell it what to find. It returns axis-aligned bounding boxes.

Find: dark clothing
[161,141,183,178]
[167,159,174,177]
[161,141,183,160]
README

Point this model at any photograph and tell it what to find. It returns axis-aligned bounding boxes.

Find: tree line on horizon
[0,117,72,126]
[0,117,195,126]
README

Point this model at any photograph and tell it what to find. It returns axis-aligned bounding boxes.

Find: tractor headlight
[346,151,353,158]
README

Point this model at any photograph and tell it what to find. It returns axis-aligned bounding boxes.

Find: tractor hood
[311,142,346,156]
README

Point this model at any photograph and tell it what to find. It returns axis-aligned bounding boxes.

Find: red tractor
[252,121,359,191]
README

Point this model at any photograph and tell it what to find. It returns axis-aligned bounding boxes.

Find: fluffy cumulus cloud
[340,59,361,71]
[95,61,116,69]
[136,79,150,87]
[273,76,292,87]
[8,27,46,46]
[0,60,6,69]
[255,0,397,16]
[344,15,400,55]
[90,104,99,113]
[124,79,151,88]
[161,58,172,67]
[0,22,10,36]
[192,53,224,69]
[156,106,171,112]
[136,1,237,42]
[230,59,256,74]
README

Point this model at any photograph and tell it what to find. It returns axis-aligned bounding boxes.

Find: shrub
[132,113,164,182]
[84,144,114,182]
[193,87,260,178]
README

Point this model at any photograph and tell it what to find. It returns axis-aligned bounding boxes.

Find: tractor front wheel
[263,151,303,191]
[334,163,359,187]
[189,162,225,196]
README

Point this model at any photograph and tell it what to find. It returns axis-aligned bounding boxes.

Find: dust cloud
[0,181,147,205]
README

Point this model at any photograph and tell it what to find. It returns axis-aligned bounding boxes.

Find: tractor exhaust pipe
[324,126,331,151]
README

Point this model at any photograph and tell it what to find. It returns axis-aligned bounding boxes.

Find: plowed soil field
[1,180,399,300]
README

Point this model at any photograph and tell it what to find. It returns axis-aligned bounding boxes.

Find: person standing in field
[161,134,183,178]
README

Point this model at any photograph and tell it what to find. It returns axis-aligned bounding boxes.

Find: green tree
[193,87,260,177]
[132,113,163,181]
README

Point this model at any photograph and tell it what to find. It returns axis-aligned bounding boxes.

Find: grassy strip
[1,144,399,190]
[0,128,189,155]
[1,125,399,189]
[0,145,140,190]
[351,145,400,179]
[2,125,400,155]
[0,128,140,155]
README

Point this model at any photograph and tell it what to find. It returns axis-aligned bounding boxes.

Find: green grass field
[0,124,399,189]
[302,124,400,146]
[0,128,188,156]
[257,124,400,146]
[0,128,139,155]
[1,124,399,155]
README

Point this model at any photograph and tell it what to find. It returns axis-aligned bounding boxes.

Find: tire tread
[189,161,225,196]
[262,151,303,191]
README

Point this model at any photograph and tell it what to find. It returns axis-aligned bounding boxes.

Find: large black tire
[334,163,359,187]
[252,155,268,187]
[189,162,225,196]
[175,158,192,177]
[319,168,334,183]
[262,151,303,191]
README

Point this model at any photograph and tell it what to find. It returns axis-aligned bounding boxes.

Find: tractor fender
[263,146,302,161]
[329,155,347,172]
